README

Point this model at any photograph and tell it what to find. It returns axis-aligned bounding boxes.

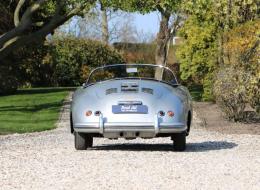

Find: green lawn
[0,88,73,135]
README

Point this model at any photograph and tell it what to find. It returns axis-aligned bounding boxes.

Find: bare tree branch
[169,14,182,39]
[0,0,46,48]
[0,1,92,59]
[14,0,26,27]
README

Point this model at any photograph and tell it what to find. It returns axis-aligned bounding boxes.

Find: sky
[133,12,160,35]
[58,11,161,42]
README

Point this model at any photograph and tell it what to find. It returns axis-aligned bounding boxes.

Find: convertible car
[70,64,192,151]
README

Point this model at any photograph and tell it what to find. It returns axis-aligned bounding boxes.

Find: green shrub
[176,15,218,100]
[19,44,53,87]
[0,53,24,95]
[247,76,260,113]
[48,37,124,86]
[202,73,215,101]
[222,20,260,114]
[0,64,19,95]
[213,66,248,121]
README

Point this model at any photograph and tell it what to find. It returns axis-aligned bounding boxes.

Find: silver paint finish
[71,64,193,139]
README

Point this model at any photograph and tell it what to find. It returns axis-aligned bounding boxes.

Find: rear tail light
[85,110,92,116]
[167,111,174,117]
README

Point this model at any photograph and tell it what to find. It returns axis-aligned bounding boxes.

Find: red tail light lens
[85,110,92,116]
[167,111,174,117]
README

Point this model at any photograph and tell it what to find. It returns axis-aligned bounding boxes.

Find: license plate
[112,105,148,114]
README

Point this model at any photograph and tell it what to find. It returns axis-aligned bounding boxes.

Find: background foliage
[176,6,218,100]
[0,37,123,93]
[177,0,259,119]
[48,37,123,86]
[1,0,259,122]
[215,20,260,116]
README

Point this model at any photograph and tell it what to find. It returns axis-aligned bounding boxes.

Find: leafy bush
[113,42,180,80]
[0,37,124,94]
[0,51,24,95]
[48,37,124,86]
[202,73,215,101]
[176,14,218,101]
[0,65,19,95]
[19,44,53,87]
[222,20,260,114]
[113,42,156,64]
[213,66,248,121]
[247,76,260,113]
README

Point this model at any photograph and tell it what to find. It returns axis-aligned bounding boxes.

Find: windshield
[87,64,178,85]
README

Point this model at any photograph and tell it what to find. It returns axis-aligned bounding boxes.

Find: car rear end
[72,79,189,139]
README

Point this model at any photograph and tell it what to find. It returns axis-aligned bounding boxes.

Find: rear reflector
[159,111,165,116]
[167,111,174,117]
[85,110,92,116]
[95,111,101,116]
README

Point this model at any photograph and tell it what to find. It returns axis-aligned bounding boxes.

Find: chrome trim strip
[74,122,187,134]
[74,127,186,133]
[154,114,159,135]
[86,63,178,85]
[99,113,104,134]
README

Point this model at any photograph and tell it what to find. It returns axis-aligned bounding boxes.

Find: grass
[0,87,74,135]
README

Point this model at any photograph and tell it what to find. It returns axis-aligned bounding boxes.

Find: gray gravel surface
[0,95,259,190]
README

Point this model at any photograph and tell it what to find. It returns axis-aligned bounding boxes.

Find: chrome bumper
[74,114,187,135]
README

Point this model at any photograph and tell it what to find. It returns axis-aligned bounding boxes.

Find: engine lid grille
[142,87,153,95]
[121,82,139,92]
[106,88,117,95]
[118,101,142,105]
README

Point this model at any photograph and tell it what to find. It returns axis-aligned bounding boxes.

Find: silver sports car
[70,64,192,151]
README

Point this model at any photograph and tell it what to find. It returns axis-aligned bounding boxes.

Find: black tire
[74,132,93,150]
[86,136,93,148]
[172,132,186,151]
[70,112,74,134]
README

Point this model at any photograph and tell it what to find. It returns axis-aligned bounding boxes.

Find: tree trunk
[100,2,109,44]
[155,11,170,80]
[0,1,92,61]
[0,15,71,60]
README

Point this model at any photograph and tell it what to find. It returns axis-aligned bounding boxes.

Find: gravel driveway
[0,95,259,190]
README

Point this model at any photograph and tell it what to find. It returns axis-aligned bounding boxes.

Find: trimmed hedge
[20,37,123,87]
[49,37,124,86]
[0,37,124,94]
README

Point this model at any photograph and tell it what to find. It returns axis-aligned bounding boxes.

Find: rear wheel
[86,135,93,147]
[74,132,93,150]
[172,132,186,151]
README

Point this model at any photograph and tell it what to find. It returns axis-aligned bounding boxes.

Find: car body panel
[71,64,193,139]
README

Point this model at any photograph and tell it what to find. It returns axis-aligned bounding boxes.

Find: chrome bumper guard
[74,114,186,135]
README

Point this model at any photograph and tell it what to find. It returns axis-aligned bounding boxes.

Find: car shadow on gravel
[91,141,237,152]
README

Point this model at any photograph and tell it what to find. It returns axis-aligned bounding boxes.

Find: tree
[58,1,137,44]
[100,0,109,44]
[0,0,95,60]
[176,0,259,100]
[221,20,260,114]
[106,0,183,78]
[176,0,219,100]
